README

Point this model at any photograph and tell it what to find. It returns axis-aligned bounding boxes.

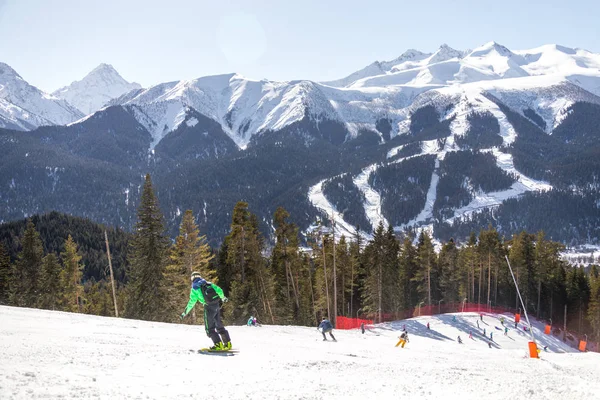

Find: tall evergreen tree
[399,236,418,310]
[414,230,436,307]
[165,210,214,324]
[566,266,590,332]
[224,202,275,324]
[60,235,84,312]
[439,238,461,304]
[361,223,386,321]
[271,207,302,324]
[125,174,170,321]
[10,219,44,307]
[40,253,62,310]
[508,232,535,311]
[458,233,478,304]
[0,243,11,304]
[588,265,600,341]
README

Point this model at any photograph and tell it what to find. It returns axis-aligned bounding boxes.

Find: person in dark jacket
[318,318,336,341]
[180,271,231,351]
[361,322,365,334]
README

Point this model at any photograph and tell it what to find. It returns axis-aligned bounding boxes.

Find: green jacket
[183,282,225,316]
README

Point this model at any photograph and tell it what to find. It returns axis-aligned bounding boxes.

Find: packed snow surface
[1,306,598,400]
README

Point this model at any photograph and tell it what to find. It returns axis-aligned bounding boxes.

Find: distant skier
[480,314,483,321]
[504,327,508,336]
[469,330,473,339]
[452,315,456,322]
[396,330,409,348]
[427,322,430,330]
[458,336,463,344]
[514,321,518,329]
[361,322,365,334]
[319,318,336,341]
[180,272,231,351]
[490,332,493,341]
[500,317,505,326]
[247,316,254,326]
[483,328,486,336]
[488,341,492,349]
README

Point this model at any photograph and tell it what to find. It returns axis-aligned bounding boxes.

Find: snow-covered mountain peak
[52,64,142,115]
[0,62,23,81]
[0,61,83,130]
[470,41,515,58]
[429,44,464,64]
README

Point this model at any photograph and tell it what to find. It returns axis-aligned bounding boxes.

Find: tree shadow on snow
[388,320,453,341]
[436,314,501,348]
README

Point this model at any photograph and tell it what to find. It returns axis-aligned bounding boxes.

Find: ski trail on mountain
[353,164,388,230]
[308,179,366,238]
[445,148,553,223]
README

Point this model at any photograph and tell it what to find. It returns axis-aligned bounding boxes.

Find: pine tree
[336,235,352,318]
[125,174,170,321]
[224,202,275,324]
[399,236,418,310]
[458,232,478,304]
[361,223,386,322]
[508,232,535,311]
[271,207,302,324]
[0,243,11,305]
[10,219,44,307]
[165,210,214,323]
[414,230,436,307]
[477,227,504,308]
[40,253,62,310]
[587,266,600,341]
[60,235,84,312]
[439,238,461,304]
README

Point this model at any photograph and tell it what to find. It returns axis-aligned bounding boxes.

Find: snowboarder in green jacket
[180,272,232,351]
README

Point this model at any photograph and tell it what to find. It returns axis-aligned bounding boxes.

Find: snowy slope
[53,64,142,115]
[1,306,598,400]
[0,62,83,130]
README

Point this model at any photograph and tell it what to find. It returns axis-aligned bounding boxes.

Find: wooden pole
[104,230,119,318]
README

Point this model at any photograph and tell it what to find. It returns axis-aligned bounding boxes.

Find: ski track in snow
[1,306,599,400]
[445,148,552,223]
[353,164,388,230]
[308,180,365,238]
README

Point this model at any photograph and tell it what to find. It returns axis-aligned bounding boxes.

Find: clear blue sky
[0,0,598,92]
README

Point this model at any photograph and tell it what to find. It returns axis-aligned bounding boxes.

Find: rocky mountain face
[2,41,600,246]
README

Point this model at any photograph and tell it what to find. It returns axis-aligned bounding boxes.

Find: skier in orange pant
[395,330,409,348]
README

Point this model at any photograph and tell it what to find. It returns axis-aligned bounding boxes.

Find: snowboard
[190,348,239,356]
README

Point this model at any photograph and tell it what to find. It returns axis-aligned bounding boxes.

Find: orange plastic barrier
[544,325,551,334]
[528,342,539,358]
[515,314,521,323]
[579,341,587,352]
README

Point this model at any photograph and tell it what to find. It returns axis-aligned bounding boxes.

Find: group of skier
[179,271,531,353]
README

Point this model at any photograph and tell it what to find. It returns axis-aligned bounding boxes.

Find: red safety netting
[336,316,373,330]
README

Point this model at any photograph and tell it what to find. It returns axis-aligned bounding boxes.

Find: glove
[179,313,185,320]
[222,297,229,303]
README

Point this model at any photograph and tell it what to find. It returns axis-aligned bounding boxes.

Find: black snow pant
[204,303,230,345]
[322,330,336,341]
